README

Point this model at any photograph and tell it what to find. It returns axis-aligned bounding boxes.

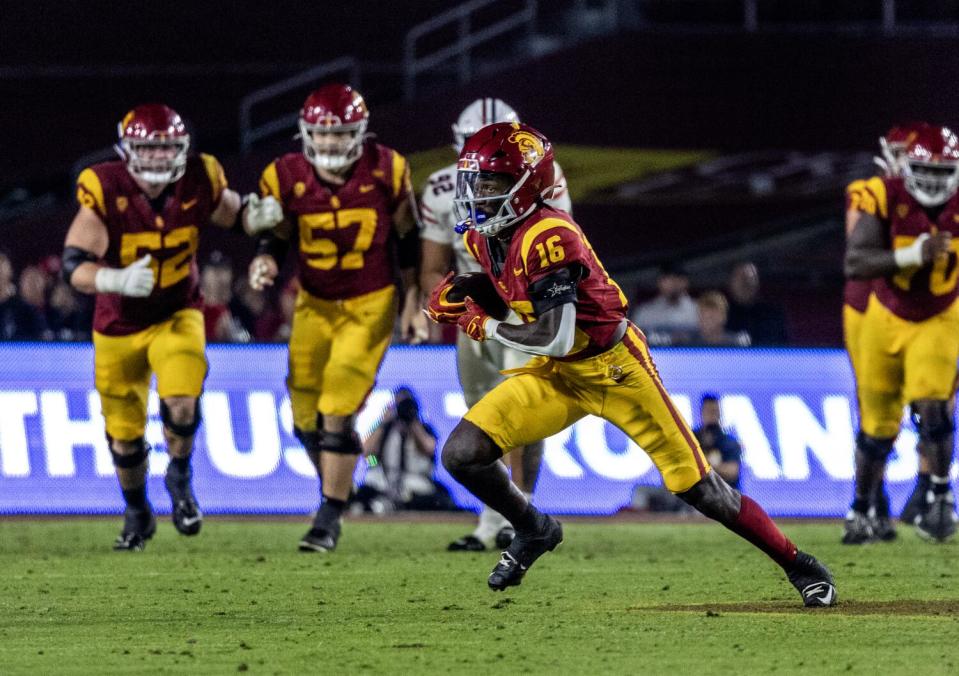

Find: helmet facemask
[299,119,368,172]
[901,157,959,207]
[454,169,530,237]
[876,136,907,178]
[117,136,190,186]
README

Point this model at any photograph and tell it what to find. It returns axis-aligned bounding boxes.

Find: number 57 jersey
[76,154,228,336]
[259,141,410,300]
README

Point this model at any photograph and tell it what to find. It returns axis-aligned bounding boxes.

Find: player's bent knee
[676,472,741,525]
[161,399,202,438]
[109,437,149,469]
[294,426,321,454]
[856,431,895,460]
[442,420,501,475]
[318,430,361,455]
[910,400,955,443]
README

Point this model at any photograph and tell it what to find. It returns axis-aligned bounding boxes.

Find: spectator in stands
[725,262,788,345]
[0,250,35,340]
[46,279,92,341]
[631,263,698,345]
[688,291,750,347]
[354,386,454,513]
[16,264,52,340]
[201,252,249,343]
[693,393,742,491]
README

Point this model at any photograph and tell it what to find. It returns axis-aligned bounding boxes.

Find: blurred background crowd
[0,248,788,347]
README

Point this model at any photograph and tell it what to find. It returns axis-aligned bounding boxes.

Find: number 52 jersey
[75,154,228,336]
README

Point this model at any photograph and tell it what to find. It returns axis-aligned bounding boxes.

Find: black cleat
[165,466,203,536]
[494,526,516,550]
[869,513,897,542]
[916,492,958,543]
[900,482,927,525]
[786,551,837,607]
[841,510,875,545]
[447,535,488,552]
[488,514,563,591]
[299,520,341,553]
[113,507,156,552]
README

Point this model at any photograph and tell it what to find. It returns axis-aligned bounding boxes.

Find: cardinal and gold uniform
[76,154,227,440]
[259,141,410,428]
[852,176,959,439]
[843,180,875,381]
[461,207,711,493]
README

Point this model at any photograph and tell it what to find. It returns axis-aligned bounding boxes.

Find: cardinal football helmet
[452,98,520,155]
[453,122,555,237]
[899,125,959,207]
[115,104,190,185]
[299,83,369,172]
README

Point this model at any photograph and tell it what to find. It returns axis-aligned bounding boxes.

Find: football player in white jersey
[420,98,572,551]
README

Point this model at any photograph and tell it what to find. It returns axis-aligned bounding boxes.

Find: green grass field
[1,517,957,675]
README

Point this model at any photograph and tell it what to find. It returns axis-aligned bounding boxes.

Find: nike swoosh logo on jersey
[180,198,198,211]
[513,267,524,276]
[359,184,375,193]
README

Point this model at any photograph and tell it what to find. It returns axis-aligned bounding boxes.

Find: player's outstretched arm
[845,210,951,279]
[62,206,156,297]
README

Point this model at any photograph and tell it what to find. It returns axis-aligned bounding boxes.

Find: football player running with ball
[63,104,272,550]
[420,98,571,552]
[427,122,836,606]
[246,84,420,552]
[845,124,959,542]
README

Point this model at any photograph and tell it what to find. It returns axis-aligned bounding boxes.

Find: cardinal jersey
[260,142,410,300]
[843,179,875,314]
[851,176,959,438]
[463,206,628,360]
[460,207,710,493]
[76,154,227,336]
[421,160,570,275]
[852,176,959,322]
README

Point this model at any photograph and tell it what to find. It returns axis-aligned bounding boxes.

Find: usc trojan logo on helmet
[507,131,545,166]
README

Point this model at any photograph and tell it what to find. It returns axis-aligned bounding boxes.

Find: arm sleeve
[845,176,888,219]
[519,219,590,281]
[259,161,283,204]
[75,168,106,219]
[390,149,412,211]
[200,153,228,206]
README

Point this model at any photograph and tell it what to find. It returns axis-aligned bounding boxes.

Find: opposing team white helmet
[452,98,520,155]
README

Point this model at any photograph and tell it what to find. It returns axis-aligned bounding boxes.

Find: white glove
[249,255,278,291]
[243,194,283,235]
[893,232,930,268]
[95,255,156,297]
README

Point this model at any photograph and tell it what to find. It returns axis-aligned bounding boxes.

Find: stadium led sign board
[0,344,940,517]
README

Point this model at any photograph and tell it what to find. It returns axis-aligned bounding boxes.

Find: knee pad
[318,430,362,455]
[161,400,202,438]
[910,402,955,443]
[856,431,895,461]
[109,437,149,469]
[294,426,321,454]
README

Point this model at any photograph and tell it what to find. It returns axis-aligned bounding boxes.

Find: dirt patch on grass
[638,599,959,616]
